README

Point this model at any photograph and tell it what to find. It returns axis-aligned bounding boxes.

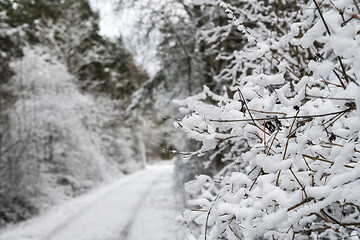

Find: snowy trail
[0,162,185,240]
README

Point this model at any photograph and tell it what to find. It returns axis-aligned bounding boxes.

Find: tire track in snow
[42,171,147,240]
[118,173,165,240]
[0,164,179,240]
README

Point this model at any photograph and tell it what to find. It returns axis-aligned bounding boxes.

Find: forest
[0,0,359,239]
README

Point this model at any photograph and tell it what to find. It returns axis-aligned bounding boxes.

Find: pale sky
[89,0,126,39]
[90,0,160,76]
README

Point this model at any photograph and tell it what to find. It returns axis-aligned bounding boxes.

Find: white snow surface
[0,162,186,240]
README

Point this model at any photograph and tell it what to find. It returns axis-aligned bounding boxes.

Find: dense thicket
[173,0,360,239]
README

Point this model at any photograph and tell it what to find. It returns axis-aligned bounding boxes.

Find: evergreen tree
[0,0,148,99]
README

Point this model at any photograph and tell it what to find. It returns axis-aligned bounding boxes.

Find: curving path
[0,162,185,240]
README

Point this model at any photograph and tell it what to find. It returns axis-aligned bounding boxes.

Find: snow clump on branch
[175,0,360,239]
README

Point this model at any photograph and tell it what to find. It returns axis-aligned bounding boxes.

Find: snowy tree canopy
[0,0,149,226]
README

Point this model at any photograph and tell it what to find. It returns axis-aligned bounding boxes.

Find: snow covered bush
[0,0,150,226]
[0,47,145,226]
[176,0,360,239]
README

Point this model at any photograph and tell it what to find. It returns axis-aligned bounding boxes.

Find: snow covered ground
[0,162,186,240]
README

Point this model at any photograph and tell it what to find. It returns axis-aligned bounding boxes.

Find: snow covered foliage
[0,0,151,226]
[1,0,148,100]
[0,48,144,211]
[176,0,360,239]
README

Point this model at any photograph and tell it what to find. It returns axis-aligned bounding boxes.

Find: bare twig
[228,222,243,240]
[267,128,280,156]
[324,111,346,130]
[288,198,314,211]
[283,110,300,160]
[246,108,287,116]
[305,95,355,101]
[205,194,219,240]
[238,88,272,138]
[277,110,300,186]
[249,168,263,191]
[272,55,302,81]
[313,0,349,85]
[209,108,351,122]
[354,0,360,13]
[289,167,309,203]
